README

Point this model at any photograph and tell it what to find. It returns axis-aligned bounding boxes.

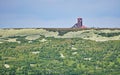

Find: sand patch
[60,53,65,58]
[31,51,40,54]
[4,64,10,68]
[39,39,47,42]
[26,35,40,40]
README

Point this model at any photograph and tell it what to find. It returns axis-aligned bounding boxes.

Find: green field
[0,28,120,75]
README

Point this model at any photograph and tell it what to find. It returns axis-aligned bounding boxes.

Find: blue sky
[0,0,120,28]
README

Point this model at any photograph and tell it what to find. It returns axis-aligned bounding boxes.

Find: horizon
[0,0,120,28]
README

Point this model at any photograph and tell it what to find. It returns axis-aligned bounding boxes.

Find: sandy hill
[0,28,120,42]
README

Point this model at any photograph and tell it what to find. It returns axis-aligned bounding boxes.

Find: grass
[0,30,120,74]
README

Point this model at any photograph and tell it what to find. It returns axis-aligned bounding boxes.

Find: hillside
[0,28,120,42]
[0,28,120,75]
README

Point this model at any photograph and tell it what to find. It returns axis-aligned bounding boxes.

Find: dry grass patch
[0,29,58,38]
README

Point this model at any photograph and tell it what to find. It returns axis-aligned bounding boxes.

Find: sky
[0,0,120,28]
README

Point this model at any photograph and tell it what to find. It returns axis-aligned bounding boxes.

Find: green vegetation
[0,33,120,75]
[0,28,120,75]
[45,28,87,36]
[0,35,2,37]
[97,32,120,37]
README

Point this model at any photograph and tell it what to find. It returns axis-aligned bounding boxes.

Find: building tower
[72,17,86,28]
[77,18,82,27]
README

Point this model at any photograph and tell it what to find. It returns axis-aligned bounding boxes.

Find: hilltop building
[72,18,86,28]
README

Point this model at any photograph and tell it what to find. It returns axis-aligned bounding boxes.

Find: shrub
[97,32,120,37]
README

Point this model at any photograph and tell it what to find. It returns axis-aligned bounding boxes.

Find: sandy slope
[0,28,120,41]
